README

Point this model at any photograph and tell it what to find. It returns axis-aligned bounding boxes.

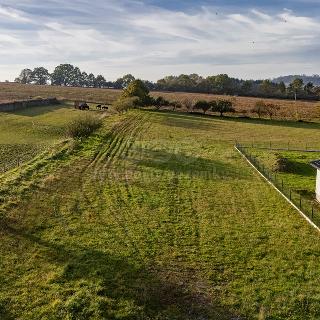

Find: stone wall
[0,98,60,112]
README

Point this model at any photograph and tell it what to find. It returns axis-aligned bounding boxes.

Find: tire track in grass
[76,112,152,258]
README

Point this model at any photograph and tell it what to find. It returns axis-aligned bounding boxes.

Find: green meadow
[1,106,320,319]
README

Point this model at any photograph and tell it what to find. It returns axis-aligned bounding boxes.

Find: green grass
[1,109,320,319]
[246,149,320,198]
[0,102,107,172]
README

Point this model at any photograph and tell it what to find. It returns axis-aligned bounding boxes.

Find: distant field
[1,107,320,319]
[1,82,320,121]
[0,102,108,172]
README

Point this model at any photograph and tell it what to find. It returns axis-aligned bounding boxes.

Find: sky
[0,0,319,81]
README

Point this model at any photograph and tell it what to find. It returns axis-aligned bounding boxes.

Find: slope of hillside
[1,109,320,319]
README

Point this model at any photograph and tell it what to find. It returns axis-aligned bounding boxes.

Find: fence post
[299,196,302,209]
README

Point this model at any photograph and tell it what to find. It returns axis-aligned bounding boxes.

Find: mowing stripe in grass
[235,145,320,233]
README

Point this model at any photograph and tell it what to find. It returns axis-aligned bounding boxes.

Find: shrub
[182,98,195,112]
[154,96,170,110]
[212,99,235,117]
[66,114,102,139]
[193,100,211,114]
[112,96,141,113]
[170,101,182,111]
[252,100,268,118]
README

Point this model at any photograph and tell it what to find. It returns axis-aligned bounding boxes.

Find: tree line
[14,64,320,101]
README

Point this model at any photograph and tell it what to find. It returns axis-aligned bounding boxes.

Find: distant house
[310,160,320,202]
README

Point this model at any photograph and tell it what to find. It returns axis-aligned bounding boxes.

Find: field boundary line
[235,145,320,233]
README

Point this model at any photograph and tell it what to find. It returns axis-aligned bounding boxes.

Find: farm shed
[310,160,320,202]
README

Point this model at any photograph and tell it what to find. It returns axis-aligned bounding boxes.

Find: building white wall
[316,170,320,202]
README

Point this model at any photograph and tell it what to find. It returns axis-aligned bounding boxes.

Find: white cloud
[0,1,319,81]
[0,5,30,22]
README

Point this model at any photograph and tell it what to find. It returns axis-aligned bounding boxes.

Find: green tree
[30,67,50,85]
[115,74,135,89]
[304,82,314,95]
[51,64,76,86]
[15,68,33,84]
[278,81,286,94]
[289,78,304,101]
[193,100,211,114]
[94,75,106,88]
[122,79,151,106]
[87,73,96,87]
[212,99,235,117]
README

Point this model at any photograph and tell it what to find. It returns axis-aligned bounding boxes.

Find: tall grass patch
[66,114,102,139]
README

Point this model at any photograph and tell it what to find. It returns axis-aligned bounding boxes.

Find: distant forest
[273,75,320,86]
[14,64,320,101]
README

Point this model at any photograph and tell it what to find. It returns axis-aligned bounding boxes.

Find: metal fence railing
[235,143,320,230]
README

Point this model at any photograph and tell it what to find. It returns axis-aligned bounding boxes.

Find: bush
[211,99,235,116]
[193,100,211,114]
[154,96,170,110]
[66,114,102,139]
[252,100,268,118]
[121,80,151,106]
[112,96,141,113]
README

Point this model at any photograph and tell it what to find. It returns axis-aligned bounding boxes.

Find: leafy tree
[115,74,135,89]
[278,81,287,94]
[304,82,315,95]
[94,75,106,88]
[193,100,211,114]
[288,78,304,101]
[15,68,33,84]
[70,67,82,87]
[87,73,96,88]
[259,79,276,96]
[212,99,235,117]
[30,67,50,85]
[51,64,76,86]
[122,79,151,106]
[80,72,89,87]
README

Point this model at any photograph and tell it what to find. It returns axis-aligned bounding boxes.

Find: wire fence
[240,141,320,153]
[236,143,320,229]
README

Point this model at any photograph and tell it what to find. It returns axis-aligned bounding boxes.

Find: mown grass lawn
[0,109,320,319]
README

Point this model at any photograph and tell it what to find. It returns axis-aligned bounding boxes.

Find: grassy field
[1,105,320,319]
[0,102,109,172]
[1,82,320,121]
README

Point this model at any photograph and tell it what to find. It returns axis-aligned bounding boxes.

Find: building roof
[310,160,320,170]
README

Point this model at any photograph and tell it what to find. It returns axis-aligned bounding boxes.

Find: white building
[311,160,320,202]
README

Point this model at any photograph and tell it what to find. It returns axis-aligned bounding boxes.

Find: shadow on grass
[6,103,70,117]
[129,147,248,179]
[0,216,242,320]
[145,109,320,130]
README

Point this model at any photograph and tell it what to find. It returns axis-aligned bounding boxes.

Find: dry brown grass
[1,82,320,121]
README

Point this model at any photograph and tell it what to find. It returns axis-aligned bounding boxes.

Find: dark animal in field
[74,101,89,110]
[96,104,102,110]
[102,105,109,110]
[79,103,89,110]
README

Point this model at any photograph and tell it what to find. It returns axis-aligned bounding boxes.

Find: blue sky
[0,0,319,81]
